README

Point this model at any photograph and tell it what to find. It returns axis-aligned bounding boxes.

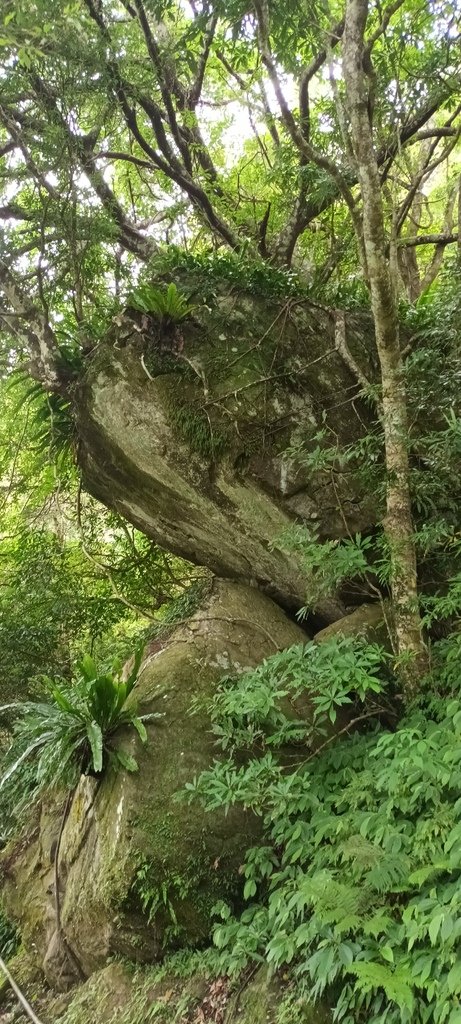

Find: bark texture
[342,0,428,689]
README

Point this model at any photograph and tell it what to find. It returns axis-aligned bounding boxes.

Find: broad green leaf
[86,720,103,773]
[116,750,139,772]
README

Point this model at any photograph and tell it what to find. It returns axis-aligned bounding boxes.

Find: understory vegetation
[186,633,461,1024]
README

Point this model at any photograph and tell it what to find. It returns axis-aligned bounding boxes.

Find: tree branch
[397,231,458,248]
[364,0,407,54]
[189,11,219,108]
[0,257,61,388]
[253,0,361,237]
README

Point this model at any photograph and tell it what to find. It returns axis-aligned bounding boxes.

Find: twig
[171,614,283,651]
[140,353,155,381]
[0,956,45,1024]
[202,349,336,408]
[334,310,373,397]
[294,708,388,771]
[223,964,260,1023]
[53,790,85,981]
[76,479,157,620]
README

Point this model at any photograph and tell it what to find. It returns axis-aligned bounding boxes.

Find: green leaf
[347,963,414,1010]
[125,645,144,693]
[79,654,97,682]
[131,717,147,743]
[428,913,444,946]
[86,720,103,773]
[51,687,80,716]
[116,750,139,772]
[447,961,461,995]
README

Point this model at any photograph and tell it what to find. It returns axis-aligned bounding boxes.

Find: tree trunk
[342,0,428,693]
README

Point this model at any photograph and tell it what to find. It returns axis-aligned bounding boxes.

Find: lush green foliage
[184,633,461,1024]
[0,650,159,836]
[128,282,197,325]
[0,0,459,348]
[187,634,389,760]
[0,367,202,700]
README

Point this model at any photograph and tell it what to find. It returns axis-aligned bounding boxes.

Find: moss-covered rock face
[54,959,332,1024]
[1,582,308,988]
[77,290,377,619]
[314,601,394,649]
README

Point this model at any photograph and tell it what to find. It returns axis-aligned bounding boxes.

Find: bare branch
[299,18,344,141]
[0,105,59,201]
[95,150,156,170]
[0,203,36,222]
[397,231,458,248]
[189,11,219,108]
[253,0,361,235]
[27,72,156,260]
[364,0,407,54]
[408,126,459,143]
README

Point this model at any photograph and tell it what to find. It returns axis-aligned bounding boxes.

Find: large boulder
[77,291,377,619]
[314,601,394,649]
[1,581,308,988]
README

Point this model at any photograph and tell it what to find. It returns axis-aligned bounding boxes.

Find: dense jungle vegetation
[0,0,461,1022]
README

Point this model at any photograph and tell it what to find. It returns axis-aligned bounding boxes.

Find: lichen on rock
[76,289,377,619]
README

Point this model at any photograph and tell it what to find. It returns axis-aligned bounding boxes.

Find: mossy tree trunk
[342,0,428,694]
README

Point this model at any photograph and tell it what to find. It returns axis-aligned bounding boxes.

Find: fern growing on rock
[0,650,159,836]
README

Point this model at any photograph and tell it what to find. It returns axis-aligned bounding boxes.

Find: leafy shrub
[184,635,461,1024]
[0,650,159,832]
[277,528,377,616]
[186,634,388,764]
[151,246,302,300]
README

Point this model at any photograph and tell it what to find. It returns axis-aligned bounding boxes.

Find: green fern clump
[0,650,159,835]
[128,282,197,326]
[7,372,75,472]
[184,634,461,1024]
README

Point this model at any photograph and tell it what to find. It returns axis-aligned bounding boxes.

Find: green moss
[127,839,239,952]
[0,947,44,1007]
[172,403,229,460]
[56,959,331,1024]
[56,958,212,1024]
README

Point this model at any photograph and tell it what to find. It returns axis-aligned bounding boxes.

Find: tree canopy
[0,0,459,378]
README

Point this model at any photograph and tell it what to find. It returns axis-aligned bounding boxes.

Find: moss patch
[55,957,332,1024]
